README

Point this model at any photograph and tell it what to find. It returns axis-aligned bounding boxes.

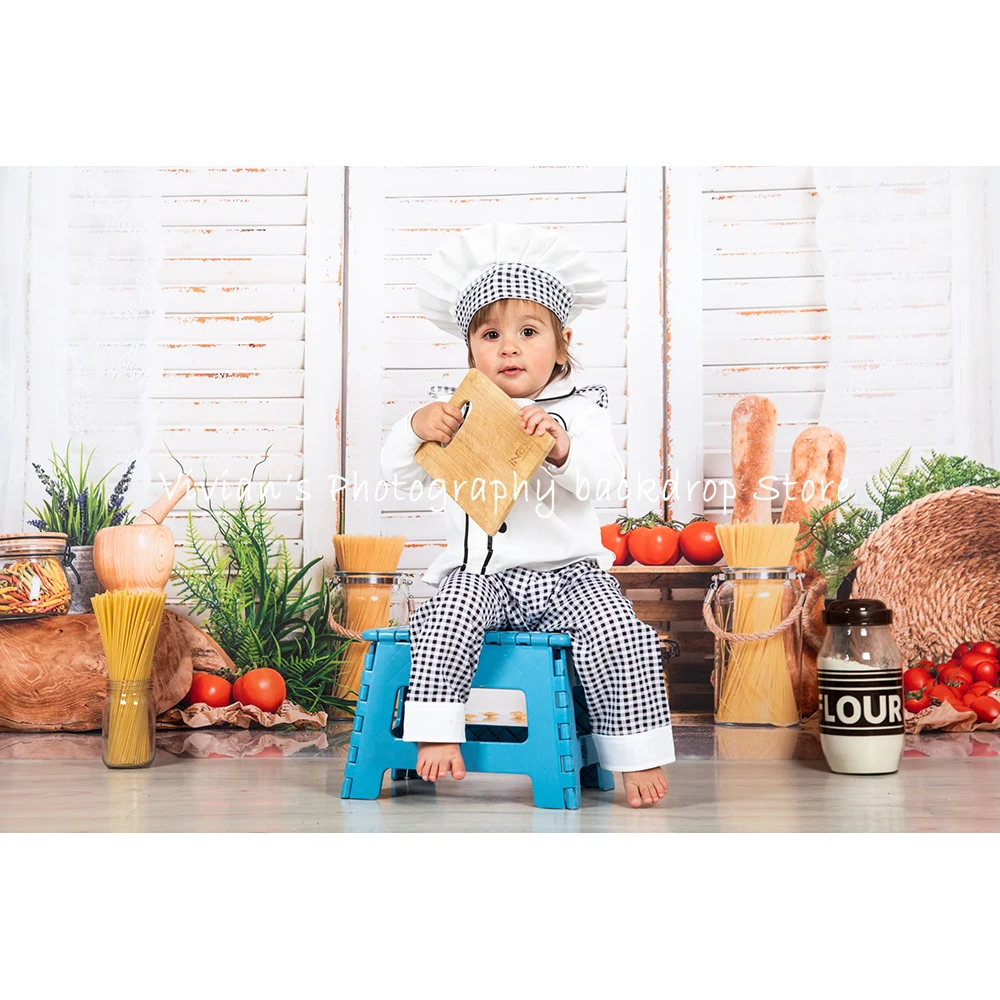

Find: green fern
[169,447,357,715]
[799,448,1000,597]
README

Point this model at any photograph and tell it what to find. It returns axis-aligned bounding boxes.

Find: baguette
[731,395,777,524]
[780,427,847,572]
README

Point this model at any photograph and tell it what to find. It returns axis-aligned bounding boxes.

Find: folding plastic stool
[339,628,615,809]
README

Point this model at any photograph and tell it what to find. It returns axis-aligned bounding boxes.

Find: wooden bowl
[93,524,175,592]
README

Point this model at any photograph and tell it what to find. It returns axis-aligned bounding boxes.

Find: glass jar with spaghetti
[0,532,73,620]
[708,567,805,728]
[102,678,156,768]
[327,572,414,711]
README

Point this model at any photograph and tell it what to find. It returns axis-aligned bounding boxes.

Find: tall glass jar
[102,679,156,769]
[817,599,904,774]
[0,532,72,620]
[328,572,414,713]
[711,567,804,728]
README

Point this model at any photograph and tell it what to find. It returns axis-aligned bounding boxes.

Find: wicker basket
[851,486,1000,664]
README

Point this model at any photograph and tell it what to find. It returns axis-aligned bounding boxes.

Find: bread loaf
[731,395,778,524]
[780,427,847,572]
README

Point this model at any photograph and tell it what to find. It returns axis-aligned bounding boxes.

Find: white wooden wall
[342,166,665,603]
[135,165,988,618]
[147,168,343,616]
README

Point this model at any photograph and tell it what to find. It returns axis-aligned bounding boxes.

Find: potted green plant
[170,449,355,717]
[26,442,137,613]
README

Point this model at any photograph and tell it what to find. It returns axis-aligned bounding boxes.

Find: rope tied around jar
[702,572,826,643]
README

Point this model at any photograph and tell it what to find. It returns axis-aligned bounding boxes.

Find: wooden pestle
[93,472,195,592]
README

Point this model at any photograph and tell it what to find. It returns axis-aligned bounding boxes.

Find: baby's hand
[411,402,464,445]
[520,406,569,466]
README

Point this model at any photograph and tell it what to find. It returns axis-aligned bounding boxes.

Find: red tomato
[963,690,981,708]
[913,659,937,679]
[902,667,934,693]
[961,651,996,671]
[600,523,634,566]
[968,681,994,696]
[626,525,681,566]
[939,665,974,691]
[928,684,957,706]
[678,520,723,565]
[973,642,999,659]
[183,671,233,708]
[233,667,286,713]
[972,661,999,686]
[954,643,973,660]
[905,690,931,714]
[970,697,1000,724]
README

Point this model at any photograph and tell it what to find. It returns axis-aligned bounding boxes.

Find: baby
[380,223,674,807]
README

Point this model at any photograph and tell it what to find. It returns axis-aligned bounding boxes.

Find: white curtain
[0,168,164,532]
[814,166,999,498]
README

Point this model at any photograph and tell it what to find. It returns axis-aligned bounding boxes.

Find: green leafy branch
[797,448,1000,596]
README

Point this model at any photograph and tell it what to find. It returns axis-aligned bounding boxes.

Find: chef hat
[416,222,608,342]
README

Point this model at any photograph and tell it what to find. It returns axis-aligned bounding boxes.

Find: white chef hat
[416,222,608,343]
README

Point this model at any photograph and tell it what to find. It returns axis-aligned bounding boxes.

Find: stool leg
[391,769,420,780]
[520,649,581,810]
[573,682,614,793]
[341,643,418,800]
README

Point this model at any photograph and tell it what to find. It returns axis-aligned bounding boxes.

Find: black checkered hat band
[455,262,574,340]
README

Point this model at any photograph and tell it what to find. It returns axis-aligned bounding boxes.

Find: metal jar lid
[822,598,893,626]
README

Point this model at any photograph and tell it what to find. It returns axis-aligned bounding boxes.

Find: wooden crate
[611,564,722,715]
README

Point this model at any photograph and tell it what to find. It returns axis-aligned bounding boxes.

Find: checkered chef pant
[403,558,675,771]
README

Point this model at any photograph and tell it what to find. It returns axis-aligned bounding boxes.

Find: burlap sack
[904,692,1000,734]
[157,699,327,730]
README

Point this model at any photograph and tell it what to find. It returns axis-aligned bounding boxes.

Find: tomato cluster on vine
[600,511,724,567]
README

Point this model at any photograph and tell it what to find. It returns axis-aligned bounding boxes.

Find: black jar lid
[823,598,893,626]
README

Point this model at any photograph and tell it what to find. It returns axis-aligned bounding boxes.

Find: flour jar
[817,599,905,774]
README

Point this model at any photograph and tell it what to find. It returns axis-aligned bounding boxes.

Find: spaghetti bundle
[331,535,406,709]
[714,523,800,727]
[92,588,167,767]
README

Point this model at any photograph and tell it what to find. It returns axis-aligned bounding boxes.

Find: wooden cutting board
[415,368,555,535]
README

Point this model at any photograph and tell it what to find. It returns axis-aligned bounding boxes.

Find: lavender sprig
[32,463,59,498]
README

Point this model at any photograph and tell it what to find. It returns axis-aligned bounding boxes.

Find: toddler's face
[467,299,571,400]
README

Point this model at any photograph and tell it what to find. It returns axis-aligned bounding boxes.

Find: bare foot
[622,766,668,808]
[416,742,466,782]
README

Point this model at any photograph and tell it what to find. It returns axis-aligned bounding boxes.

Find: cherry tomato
[626,525,681,566]
[961,651,997,672]
[972,661,999,686]
[678,520,724,565]
[905,690,931,713]
[183,671,233,709]
[903,667,934,693]
[939,665,975,691]
[232,667,286,713]
[600,523,634,566]
[970,697,1000,724]
[963,690,981,708]
[968,681,994,696]
[914,659,937,679]
[972,641,999,659]
[928,684,957,706]
[954,643,973,661]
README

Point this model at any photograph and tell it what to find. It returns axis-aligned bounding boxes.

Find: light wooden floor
[2,725,999,833]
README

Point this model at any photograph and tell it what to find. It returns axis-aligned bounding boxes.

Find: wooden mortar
[93,472,195,592]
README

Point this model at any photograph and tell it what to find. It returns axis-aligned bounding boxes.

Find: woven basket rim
[855,484,1000,562]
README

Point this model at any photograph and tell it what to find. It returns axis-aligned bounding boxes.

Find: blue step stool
[340,628,615,809]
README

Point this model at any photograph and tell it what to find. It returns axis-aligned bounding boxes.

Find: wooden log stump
[0,609,235,732]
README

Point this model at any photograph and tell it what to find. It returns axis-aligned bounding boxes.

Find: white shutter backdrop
[0,167,163,531]
[152,168,343,616]
[342,166,665,603]
[814,166,997,494]
[699,166,825,518]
